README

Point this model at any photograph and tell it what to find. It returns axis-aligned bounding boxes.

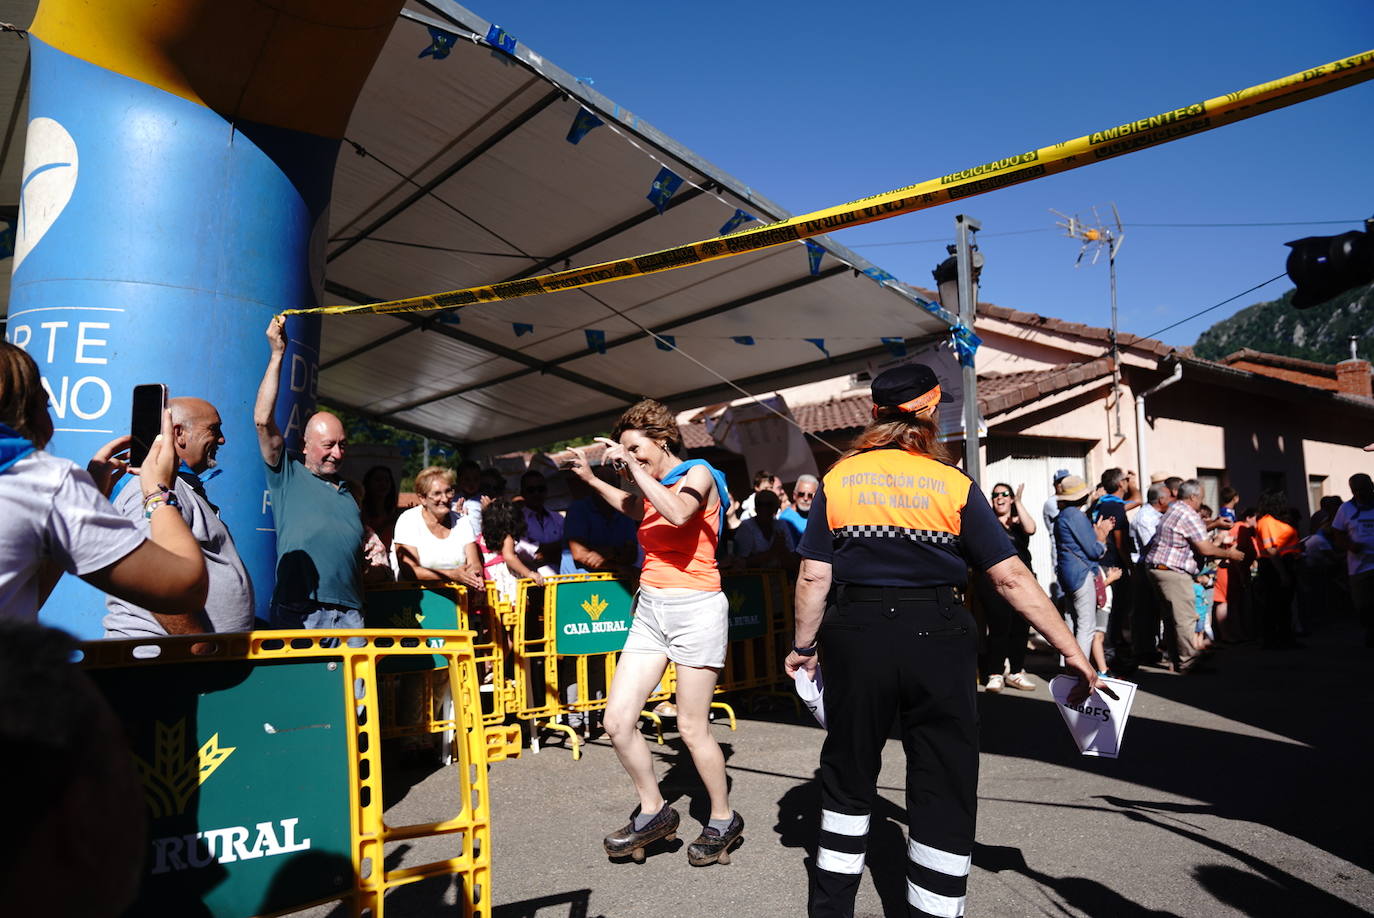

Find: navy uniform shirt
[799,446,1014,587]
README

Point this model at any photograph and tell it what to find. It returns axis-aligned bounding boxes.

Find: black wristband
[792,644,817,657]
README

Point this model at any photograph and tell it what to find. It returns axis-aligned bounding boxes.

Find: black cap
[871,364,940,408]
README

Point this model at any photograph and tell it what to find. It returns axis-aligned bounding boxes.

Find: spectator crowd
[3,324,1372,680]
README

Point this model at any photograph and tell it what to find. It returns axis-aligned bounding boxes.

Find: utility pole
[955,214,983,485]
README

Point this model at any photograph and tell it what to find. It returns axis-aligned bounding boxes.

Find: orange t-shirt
[1256,514,1299,556]
[638,481,721,591]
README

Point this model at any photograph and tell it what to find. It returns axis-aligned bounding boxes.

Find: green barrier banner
[553,578,635,655]
[89,659,353,918]
[364,585,462,670]
[723,573,768,641]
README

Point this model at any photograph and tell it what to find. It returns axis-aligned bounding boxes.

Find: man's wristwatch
[792,643,817,657]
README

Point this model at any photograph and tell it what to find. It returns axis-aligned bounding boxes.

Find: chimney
[1337,358,1372,398]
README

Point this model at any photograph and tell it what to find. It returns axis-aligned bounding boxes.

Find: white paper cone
[1049,675,1137,758]
[794,666,826,728]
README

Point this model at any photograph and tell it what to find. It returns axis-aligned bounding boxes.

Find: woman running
[569,398,742,866]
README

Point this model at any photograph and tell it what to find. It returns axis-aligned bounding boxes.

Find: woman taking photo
[979,482,1038,692]
[569,398,742,866]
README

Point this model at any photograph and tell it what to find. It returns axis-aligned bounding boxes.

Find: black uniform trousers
[810,584,978,918]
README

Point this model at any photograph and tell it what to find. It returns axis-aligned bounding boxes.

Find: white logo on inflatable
[14,117,79,272]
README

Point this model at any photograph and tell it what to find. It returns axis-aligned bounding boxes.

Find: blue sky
[482,1,1373,348]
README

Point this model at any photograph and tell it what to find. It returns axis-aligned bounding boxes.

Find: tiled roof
[1219,348,1338,378]
[976,358,1116,417]
[977,302,1173,357]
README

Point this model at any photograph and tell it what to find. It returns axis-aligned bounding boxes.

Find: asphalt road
[318,612,1374,917]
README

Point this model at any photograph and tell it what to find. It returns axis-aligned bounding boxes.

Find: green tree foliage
[1194,283,1374,364]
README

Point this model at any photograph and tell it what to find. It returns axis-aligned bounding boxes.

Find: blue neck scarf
[660,459,731,534]
[0,422,35,475]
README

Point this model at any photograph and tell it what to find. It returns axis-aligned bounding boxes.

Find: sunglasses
[794,490,816,498]
[992,491,1014,498]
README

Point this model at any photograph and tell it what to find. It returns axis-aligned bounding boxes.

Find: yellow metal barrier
[510,573,674,759]
[364,583,521,759]
[714,568,801,721]
[81,629,495,918]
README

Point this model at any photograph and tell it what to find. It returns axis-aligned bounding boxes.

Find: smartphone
[129,383,168,467]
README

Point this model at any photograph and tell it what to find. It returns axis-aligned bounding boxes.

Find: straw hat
[1055,474,1091,503]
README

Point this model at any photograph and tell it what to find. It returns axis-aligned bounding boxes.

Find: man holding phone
[256,316,364,633]
[103,396,254,639]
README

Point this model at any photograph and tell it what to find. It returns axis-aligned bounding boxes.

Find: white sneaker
[1004,671,1037,692]
[985,674,1004,693]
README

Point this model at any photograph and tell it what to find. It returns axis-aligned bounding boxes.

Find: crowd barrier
[363,583,521,760]
[82,630,495,918]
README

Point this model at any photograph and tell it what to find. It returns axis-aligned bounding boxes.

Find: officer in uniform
[785,364,1099,918]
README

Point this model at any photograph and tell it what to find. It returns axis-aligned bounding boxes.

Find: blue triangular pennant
[719,209,754,236]
[654,335,676,352]
[805,240,825,276]
[731,336,756,346]
[805,338,831,359]
[951,323,982,368]
[513,322,534,337]
[436,312,461,325]
[418,26,457,60]
[585,329,607,354]
[485,24,517,55]
[862,266,896,286]
[566,108,605,145]
[646,167,684,214]
[881,337,907,358]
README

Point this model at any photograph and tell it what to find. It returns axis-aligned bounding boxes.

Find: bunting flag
[951,323,982,368]
[719,209,754,236]
[485,24,517,55]
[513,322,534,337]
[566,108,605,145]
[418,26,458,60]
[731,335,756,346]
[862,266,896,286]
[585,329,607,354]
[436,312,461,325]
[646,167,684,214]
[881,337,908,358]
[805,338,831,359]
[805,240,825,276]
[654,335,676,351]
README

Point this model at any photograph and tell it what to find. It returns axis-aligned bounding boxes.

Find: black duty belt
[836,584,963,605]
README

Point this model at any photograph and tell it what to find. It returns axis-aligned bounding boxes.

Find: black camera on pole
[1284,218,1374,309]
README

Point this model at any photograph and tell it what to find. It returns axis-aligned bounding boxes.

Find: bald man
[256,317,365,631]
[104,396,254,638]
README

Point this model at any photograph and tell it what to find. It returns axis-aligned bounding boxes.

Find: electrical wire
[849,219,1364,248]
[1135,273,1287,342]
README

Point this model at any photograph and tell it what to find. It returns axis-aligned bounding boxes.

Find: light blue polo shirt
[265,453,364,611]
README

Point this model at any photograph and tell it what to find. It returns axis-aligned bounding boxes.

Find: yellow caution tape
[284,49,1374,318]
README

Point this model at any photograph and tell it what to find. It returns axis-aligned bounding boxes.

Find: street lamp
[932,215,984,482]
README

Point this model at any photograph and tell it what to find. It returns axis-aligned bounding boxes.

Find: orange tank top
[638,483,721,591]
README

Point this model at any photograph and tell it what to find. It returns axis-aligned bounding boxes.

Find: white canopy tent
[317,1,955,456]
[0,0,957,457]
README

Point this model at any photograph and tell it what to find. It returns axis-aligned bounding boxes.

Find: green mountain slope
[1194,282,1374,364]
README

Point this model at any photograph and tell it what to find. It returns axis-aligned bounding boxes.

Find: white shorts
[621,584,729,669]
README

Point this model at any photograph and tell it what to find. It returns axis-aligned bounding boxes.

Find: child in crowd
[479,498,554,602]
[1090,566,1123,676]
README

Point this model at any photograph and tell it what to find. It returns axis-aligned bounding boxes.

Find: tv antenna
[1052,203,1127,437]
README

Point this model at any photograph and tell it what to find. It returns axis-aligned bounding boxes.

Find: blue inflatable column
[9,1,402,636]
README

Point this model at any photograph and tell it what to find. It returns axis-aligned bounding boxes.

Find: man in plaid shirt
[1143,479,1244,673]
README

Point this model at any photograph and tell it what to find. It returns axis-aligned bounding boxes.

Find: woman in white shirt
[0,342,207,622]
[394,466,483,588]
